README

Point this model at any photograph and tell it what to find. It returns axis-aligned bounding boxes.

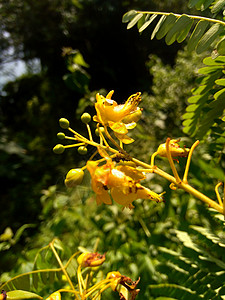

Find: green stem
[49,242,79,300]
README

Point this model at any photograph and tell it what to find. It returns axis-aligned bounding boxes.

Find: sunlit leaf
[211,0,225,13]
[196,24,224,54]
[139,14,157,32]
[187,20,209,52]
[127,13,143,30]
[156,14,177,40]
[7,290,42,300]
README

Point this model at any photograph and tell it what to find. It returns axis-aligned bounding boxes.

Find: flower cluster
[87,158,164,209]
[53,90,164,209]
[53,89,225,215]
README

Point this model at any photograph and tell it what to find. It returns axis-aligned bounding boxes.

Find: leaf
[32,273,39,290]
[211,0,225,13]
[196,23,224,54]
[177,18,194,43]
[215,78,225,85]
[7,291,42,300]
[122,10,137,23]
[188,0,202,8]
[217,37,225,55]
[151,15,166,39]
[139,14,157,32]
[156,14,177,40]
[165,15,193,45]
[127,13,143,30]
[187,20,209,52]
[13,275,30,291]
[203,55,225,65]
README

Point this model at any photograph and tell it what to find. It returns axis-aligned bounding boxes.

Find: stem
[183,140,199,184]
[136,10,225,26]
[153,167,224,214]
[50,242,79,300]
[86,124,93,141]
[166,138,181,183]
[215,182,223,206]
[104,126,131,158]
[64,128,224,215]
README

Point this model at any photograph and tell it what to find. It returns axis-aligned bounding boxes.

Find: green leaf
[217,37,225,55]
[122,10,137,23]
[198,66,223,74]
[13,275,30,291]
[32,273,39,290]
[203,55,225,65]
[139,14,157,32]
[151,15,166,39]
[187,20,209,52]
[196,0,207,10]
[202,0,215,10]
[177,19,194,43]
[165,15,193,45]
[215,78,225,85]
[211,0,225,13]
[127,13,143,29]
[188,0,202,8]
[7,290,42,300]
[196,23,224,54]
[156,14,177,40]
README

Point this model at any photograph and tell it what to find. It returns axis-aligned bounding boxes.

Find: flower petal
[114,132,134,144]
[108,121,128,134]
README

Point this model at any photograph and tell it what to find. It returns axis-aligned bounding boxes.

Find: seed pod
[57,132,65,140]
[78,146,88,155]
[59,118,70,129]
[53,144,65,154]
[64,168,84,188]
[81,112,91,124]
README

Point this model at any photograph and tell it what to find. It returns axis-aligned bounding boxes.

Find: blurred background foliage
[1,0,225,299]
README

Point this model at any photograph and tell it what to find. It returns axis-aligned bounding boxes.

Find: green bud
[65,168,84,188]
[59,118,70,129]
[78,146,88,155]
[53,144,65,154]
[57,132,65,140]
[95,127,105,136]
[81,112,91,124]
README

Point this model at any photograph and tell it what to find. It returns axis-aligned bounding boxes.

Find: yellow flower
[46,292,61,300]
[77,252,106,268]
[86,159,164,208]
[93,90,142,144]
[106,272,140,299]
[157,139,190,158]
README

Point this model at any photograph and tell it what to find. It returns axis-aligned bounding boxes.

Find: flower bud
[57,132,65,140]
[77,252,106,267]
[53,144,65,154]
[64,168,84,188]
[95,127,105,136]
[59,118,70,129]
[81,112,91,124]
[78,146,88,155]
[157,139,190,158]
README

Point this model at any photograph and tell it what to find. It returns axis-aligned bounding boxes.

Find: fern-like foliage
[182,55,225,139]
[0,239,78,295]
[148,212,225,299]
[123,3,225,142]
[122,6,225,55]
